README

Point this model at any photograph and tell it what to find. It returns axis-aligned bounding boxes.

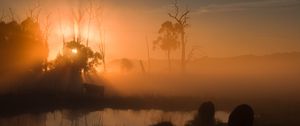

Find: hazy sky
[1,0,300,60]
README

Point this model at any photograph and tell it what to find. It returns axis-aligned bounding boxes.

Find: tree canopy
[153,21,180,71]
[0,18,48,75]
[53,40,102,73]
[153,21,180,51]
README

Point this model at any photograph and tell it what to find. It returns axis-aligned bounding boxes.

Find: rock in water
[198,101,216,126]
[186,101,215,126]
[228,104,254,126]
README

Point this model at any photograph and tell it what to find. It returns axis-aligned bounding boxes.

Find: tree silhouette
[0,17,49,92]
[154,21,180,71]
[94,0,107,73]
[120,58,134,73]
[0,17,48,74]
[49,40,102,93]
[55,40,102,74]
[168,0,190,72]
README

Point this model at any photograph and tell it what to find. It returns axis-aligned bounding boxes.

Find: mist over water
[0,109,229,126]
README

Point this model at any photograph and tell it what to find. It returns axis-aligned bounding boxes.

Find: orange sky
[1,0,300,61]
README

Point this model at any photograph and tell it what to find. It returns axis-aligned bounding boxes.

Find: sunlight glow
[71,48,78,54]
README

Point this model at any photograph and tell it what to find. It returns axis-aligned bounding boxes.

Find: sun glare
[71,48,78,54]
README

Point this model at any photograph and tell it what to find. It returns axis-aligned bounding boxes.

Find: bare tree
[72,7,85,42]
[0,9,7,22]
[145,36,151,72]
[8,8,19,21]
[98,32,106,72]
[26,0,41,22]
[168,0,190,72]
[94,0,107,72]
[139,60,146,74]
[85,0,95,46]
[58,10,66,45]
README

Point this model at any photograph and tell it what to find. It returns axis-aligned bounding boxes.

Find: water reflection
[0,109,229,126]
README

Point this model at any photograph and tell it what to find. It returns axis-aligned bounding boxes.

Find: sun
[71,48,78,54]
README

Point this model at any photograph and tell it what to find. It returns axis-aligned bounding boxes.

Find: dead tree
[0,9,6,22]
[145,36,151,72]
[72,7,85,42]
[85,0,95,46]
[26,0,41,23]
[94,0,107,72]
[139,60,146,74]
[8,8,19,21]
[58,10,66,45]
[168,0,190,72]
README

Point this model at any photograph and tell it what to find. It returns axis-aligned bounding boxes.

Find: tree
[52,0,104,81]
[168,0,190,72]
[145,36,151,73]
[26,0,41,23]
[82,0,107,72]
[0,17,48,74]
[98,31,106,72]
[41,14,51,71]
[25,1,52,71]
[93,0,107,72]
[72,7,85,42]
[120,58,134,73]
[60,40,102,73]
[154,21,180,71]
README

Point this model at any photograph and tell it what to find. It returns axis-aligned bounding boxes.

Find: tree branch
[179,10,190,21]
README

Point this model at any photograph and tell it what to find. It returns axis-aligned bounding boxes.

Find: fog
[101,52,300,102]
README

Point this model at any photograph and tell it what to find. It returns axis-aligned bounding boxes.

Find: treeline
[0,17,49,92]
[0,17,101,95]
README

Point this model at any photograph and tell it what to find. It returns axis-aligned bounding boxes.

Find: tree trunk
[139,60,146,74]
[168,50,171,72]
[146,36,151,73]
[181,32,186,73]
